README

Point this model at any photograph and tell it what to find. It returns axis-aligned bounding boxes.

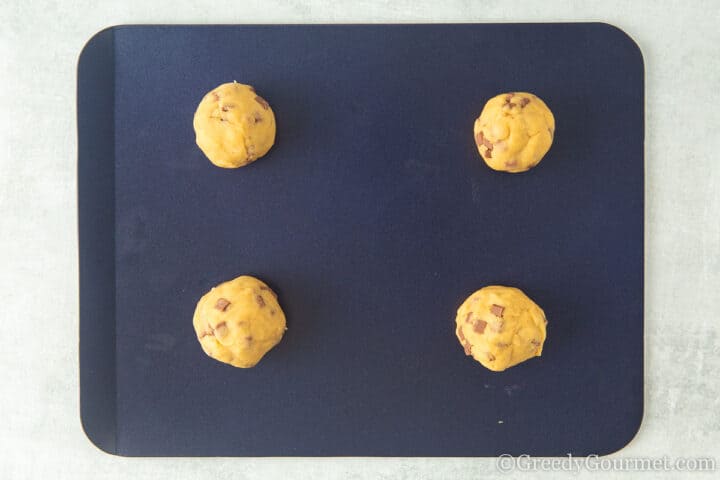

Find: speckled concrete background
[1,1,718,478]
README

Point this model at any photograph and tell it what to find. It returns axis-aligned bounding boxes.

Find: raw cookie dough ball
[473,92,555,173]
[193,275,286,368]
[455,285,547,371]
[193,82,276,168]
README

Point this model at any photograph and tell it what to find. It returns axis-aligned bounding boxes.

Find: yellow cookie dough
[455,286,547,372]
[193,275,286,368]
[473,92,555,173]
[193,82,276,168]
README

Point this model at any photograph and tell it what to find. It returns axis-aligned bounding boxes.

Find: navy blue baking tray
[78,24,644,457]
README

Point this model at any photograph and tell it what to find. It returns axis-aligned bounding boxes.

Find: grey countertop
[1,0,718,478]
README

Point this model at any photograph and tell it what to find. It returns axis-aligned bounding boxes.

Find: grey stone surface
[0,0,718,478]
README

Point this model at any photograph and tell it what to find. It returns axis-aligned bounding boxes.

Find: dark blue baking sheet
[78,24,644,457]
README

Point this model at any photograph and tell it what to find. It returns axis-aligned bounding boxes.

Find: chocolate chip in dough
[474,319,488,334]
[215,298,231,312]
[490,304,505,317]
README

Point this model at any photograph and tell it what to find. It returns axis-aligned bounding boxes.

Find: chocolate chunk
[530,339,541,347]
[507,102,516,108]
[473,319,487,334]
[505,93,515,101]
[211,92,220,101]
[255,294,265,307]
[487,352,496,361]
[245,335,253,342]
[476,130,493,150]
[484,149,492,159]
[519,97,530,108]
[253,111,263,123]
[465,312,473,324]
[259,285,277,297]
[215,298,231,311]
[490,304,505,317]
[457,328,472,356]
[254,96,269,110]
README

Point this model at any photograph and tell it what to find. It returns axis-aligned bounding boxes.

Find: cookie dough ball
[193,82,276,168]
[455,286,547,371]
[473,92,555,173]
[193,275,286,368]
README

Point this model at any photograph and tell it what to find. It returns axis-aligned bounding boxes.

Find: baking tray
[78,23,644,456]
